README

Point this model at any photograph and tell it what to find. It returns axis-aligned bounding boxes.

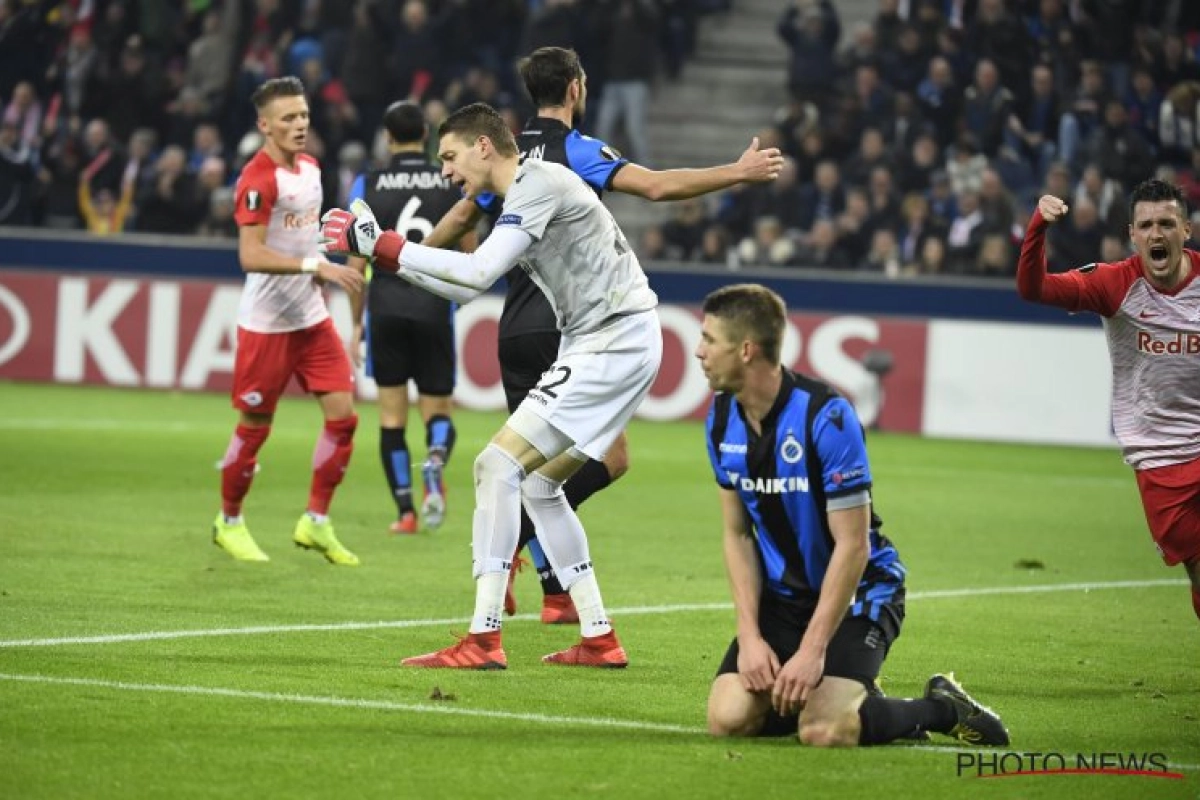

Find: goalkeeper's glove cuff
[374,231,406,273]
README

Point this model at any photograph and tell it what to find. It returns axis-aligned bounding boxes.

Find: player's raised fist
[738,136,785,183]
[320,198,382,258]
[1037,194,1069,224]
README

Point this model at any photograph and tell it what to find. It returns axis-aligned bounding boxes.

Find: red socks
[1192,589,1200,623]
[308,415,358,515]
[220,424,270,518]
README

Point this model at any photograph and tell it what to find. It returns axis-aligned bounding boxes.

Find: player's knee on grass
[707,676,766,737]
[798,715,861,748]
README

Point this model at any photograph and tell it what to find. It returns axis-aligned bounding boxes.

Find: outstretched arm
[320,199,529,302]
[1016,195,1087,310]
[610,137,784,201]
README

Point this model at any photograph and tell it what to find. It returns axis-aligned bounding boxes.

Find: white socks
[522,471,612,637]
[469,572,508,634]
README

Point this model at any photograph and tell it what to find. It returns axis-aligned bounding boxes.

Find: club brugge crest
[780,432,803,464]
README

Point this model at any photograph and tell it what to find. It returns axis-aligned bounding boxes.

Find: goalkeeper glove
[319,198,406,270]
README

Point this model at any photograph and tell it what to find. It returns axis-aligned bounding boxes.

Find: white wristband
[300,257,320,274]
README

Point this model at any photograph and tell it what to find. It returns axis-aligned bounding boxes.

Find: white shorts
[509,310,662,461]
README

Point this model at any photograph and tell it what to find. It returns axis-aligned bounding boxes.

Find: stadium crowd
[0,0,722,237]
[642,0,1200,278]
[3,0,1200,280]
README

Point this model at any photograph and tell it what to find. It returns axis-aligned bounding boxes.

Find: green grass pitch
[0,382,1196,800]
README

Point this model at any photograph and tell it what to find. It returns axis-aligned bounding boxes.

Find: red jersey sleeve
[1015,210,1136,317]
[233,152,278,227]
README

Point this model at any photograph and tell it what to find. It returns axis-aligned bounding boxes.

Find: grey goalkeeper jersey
[493,159,657,337]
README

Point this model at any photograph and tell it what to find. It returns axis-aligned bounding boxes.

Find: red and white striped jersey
[1018,213,1200,469]
[233,150,328,333]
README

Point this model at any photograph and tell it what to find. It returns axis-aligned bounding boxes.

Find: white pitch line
[0,673,1196,773]
[0,673,698,734]
[0,580,1187,649]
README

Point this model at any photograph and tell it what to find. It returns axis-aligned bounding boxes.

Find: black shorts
[367,314,455,394]
[497,330,561,413]
[716,593,905,737]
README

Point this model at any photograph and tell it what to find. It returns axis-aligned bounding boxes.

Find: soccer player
[345,101,476,534]
[698,284,1010,746]
[423,46,785,624]
[319,102,660,669]
[212,76,364,566]
[1017,179,1200,622]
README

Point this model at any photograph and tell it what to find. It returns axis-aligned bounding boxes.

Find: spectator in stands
[968,0,1032,103]
[0,118,35,225]
[101,35,169,144]
[961,58,1014,158]
[694,224,734,267]
[1158,80,1200,168]
[1175,146,1200,211]
[595,0,660,166]
[1124,65,1162,150]
[34,126,84,229]
[795,218,851,269]
[78,162,135,236]
[662,197,710,261]
[915,55,960,148]
[1099,232,1128,264]
[1073,163,1124,230]
[946,132,987,196]
[1024,0,1072,69]
[736,215,798,268]
[1155,32,1200,89]
[836,22,879,80]
[881,91,926,155]
[925,168,957,227]
[341,1,393,142]
[188,123,225,174]
[897,129,941,194]
[639,224,673,261]
[851,61,895,133]
[747,156,805,233]
[865,165,902,235]
[3,80,41,151]
[844,126,890,189]
[796,159,846,231]
[136,144,200,234]
[392,0,448,102]
[896,191,946,268]
[198,184,237,237]
[880,24,927,94]
[912,233,948,275]
[1046,194,1105,272]
[975,231,1014,277]
[864,227,902,276]
[834,186,871,263]
[184,4,237,115]
[778,0,840,111]
[1006,63,1060,184]
[871,0,903,55]
[520,0,586,57]
[1059,59,1111,171]
[977,167,1017,238]
[946,190,984,270]
[1084,99,1155,192]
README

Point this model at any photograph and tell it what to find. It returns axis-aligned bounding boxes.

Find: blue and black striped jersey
[705,369,905,622]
